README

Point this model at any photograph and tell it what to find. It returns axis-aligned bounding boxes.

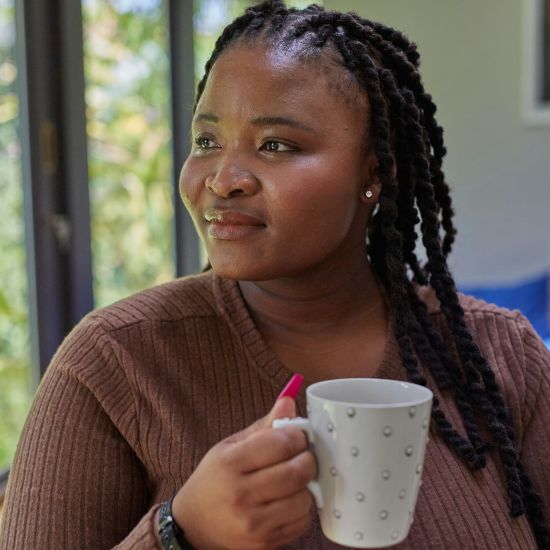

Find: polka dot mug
[273,378,433,548]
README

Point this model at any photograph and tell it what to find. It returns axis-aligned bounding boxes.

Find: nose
[205,158,260,198]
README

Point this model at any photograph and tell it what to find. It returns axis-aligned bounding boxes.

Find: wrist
[171,490,225,550]
[157,497,195,550]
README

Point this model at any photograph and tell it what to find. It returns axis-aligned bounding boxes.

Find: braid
[367,21,421,67]
[331,30,484,470]
[373,61,486,469]
[299,10,457,259]
[407,286,490,461]
[401,89,525,514]
[341,17,457,256]
[376,65,489,465]
[377,68,426,285]
[196,4,550,546]
[319,16,527,510]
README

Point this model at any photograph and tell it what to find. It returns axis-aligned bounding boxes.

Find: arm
[0,317,160,549]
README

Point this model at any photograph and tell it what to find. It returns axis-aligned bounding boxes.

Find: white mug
[273,378,433,548]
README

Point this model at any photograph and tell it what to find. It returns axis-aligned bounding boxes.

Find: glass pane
[0,0,33,472]
[83,0,174,308]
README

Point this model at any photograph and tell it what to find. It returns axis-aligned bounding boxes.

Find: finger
[252,507,313,550]
[260,489,314,534]
[271,509,313,547]
[226,397,297,444]
[226,425,308,473]
[227,491,313,549]
[246,449,317,503]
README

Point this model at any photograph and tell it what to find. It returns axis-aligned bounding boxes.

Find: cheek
[273,161,361,231]
[179,158,202,212]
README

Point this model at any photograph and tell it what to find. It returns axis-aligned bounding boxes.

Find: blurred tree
[0,0,32,471]
[83,0,175,308]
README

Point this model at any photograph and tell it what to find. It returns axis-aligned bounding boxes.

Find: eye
[194,136,219,150]
[260,140,295,153]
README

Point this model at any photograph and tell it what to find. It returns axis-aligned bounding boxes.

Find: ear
[359,151,382,204]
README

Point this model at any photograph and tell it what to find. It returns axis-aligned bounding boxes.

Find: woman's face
[180,43,379,281]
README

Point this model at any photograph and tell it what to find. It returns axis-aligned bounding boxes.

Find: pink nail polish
[277,373,304,400]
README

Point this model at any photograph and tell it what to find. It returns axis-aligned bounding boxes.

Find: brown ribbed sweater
[0,271,549,549]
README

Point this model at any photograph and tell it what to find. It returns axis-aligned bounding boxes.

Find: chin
[209,259,264,281]
[209,257,322,283]
[205,244,266,281]
[206,243,328,282]
[208,255,296,282]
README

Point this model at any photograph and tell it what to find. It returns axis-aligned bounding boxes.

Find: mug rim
[306,377,433,408]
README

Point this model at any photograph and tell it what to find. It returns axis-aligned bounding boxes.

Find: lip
[204,208,266,240]
[204,208,265,226]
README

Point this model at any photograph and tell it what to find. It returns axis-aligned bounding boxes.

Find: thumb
[227,397,297,443]
[266,395,297,425]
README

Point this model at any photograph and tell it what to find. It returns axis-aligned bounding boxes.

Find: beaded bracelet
[158,497,194,550]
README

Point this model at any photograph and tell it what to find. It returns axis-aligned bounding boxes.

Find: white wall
[325,0,550,285]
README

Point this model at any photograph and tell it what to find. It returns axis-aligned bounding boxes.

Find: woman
[1,2,549,549]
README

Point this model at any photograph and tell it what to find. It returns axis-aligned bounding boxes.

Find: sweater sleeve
[518,320,550,518]
[0,316,162,549]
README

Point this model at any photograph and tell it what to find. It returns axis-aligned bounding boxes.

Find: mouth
[204,208,266,240]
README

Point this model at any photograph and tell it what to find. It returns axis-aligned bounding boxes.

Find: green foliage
[83,0,175,308]
[0,0,33,472]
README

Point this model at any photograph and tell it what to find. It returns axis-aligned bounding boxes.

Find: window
[523,0,550,123]
[83,0,175,308]
[0,0,33,473]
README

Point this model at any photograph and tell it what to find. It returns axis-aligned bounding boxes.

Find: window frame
[522,0,550,125]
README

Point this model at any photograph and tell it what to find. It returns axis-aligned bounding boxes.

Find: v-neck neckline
[212,273,406,400]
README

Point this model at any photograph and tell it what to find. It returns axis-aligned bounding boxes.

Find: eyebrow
[251,116,315,133]
[194,112,219,124]
[193,112,315,133]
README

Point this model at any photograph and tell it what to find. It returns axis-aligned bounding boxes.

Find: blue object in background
[461,272,550,346]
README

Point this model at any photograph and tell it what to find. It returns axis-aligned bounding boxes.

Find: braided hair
[193,2,549,547]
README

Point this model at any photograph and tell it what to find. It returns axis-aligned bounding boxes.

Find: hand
[172,397,317,550]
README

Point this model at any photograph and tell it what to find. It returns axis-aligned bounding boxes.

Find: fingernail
[277,373,304,400]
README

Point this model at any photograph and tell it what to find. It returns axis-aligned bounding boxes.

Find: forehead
[196,43,368,127]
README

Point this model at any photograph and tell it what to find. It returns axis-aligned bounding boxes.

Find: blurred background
[0,0,548,506]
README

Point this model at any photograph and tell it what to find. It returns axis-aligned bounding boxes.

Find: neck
[238,257,386,337]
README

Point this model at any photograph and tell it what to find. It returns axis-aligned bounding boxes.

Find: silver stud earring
[365,189,373,199]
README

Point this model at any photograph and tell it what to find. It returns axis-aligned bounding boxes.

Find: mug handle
[272,416,324,509]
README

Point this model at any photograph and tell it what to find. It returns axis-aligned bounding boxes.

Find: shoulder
[50,272,219,372]
[47,272,222,419]
[417,285,549,434]
[87,270,219,332]
[417,284,523,322]
[417,284,546,368]
[416,285,538,345]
